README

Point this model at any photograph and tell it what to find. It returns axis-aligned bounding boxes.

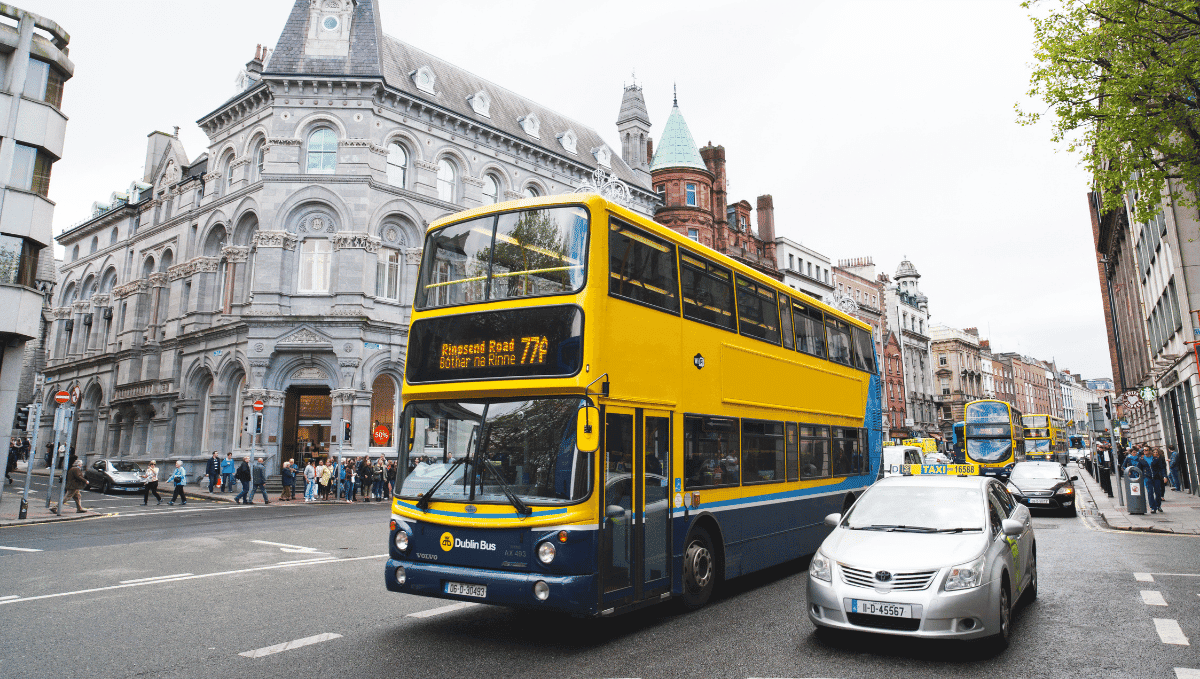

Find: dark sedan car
[1006,461,1078,516]
[85,459,146,494]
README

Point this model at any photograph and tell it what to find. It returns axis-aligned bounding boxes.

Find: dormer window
[518,113,540,139]
[557,129,577,154]
[411,66,437,95]
[468,90,491,117]
[592,146,611,168]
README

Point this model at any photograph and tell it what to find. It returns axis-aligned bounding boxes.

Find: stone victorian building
[883,259,935,437]
[42,0,656,475]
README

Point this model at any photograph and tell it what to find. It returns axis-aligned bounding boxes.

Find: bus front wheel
[681,526,716,610]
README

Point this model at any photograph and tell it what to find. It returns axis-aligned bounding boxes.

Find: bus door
[599,407,673,606]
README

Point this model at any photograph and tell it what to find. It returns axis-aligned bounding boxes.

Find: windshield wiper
[478,458,532,516]
[852,524,938,533]
[416,458,470,512]
[934,527,983,533]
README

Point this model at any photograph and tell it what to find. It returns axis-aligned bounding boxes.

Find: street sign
[69,385,80,404]
[252,400,264,412]
[54,391,70,404]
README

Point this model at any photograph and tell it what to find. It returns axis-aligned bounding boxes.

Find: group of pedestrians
[1123,443,1182,514]
[137,460,189,505]
[302,456,395,503]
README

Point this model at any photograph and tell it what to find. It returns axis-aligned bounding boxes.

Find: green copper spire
[650,95,706,172]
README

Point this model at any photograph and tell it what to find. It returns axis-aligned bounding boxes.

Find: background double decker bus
[385,193,882,616]
[963,399,1025,478]
[1022,414,1067,464]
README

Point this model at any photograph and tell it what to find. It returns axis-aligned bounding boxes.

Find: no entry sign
[54,391,70,404]
[252,400,265,412]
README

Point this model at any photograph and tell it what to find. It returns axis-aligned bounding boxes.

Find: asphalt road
[2,465,1199,679]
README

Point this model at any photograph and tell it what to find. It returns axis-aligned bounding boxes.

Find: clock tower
[304,0,355,57]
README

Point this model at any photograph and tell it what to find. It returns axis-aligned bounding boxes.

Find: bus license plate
[1028,498,1051,504]
[849,599,911,618]
[445,582,487,598]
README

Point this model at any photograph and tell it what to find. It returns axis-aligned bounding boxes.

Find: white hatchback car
[807,474,1035,650]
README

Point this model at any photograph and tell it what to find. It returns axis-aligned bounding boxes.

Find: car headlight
[945,555,986,591]
[1005,482,1022,496]
[537,541,556,564]
[809,551,832,582]
[394,530,409,552]
[1061,486,1074,495]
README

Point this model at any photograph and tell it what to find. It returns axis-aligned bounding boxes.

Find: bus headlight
[394,530,409,552]
[533,580,550,600]
[537,541,556,564]
[394,565,407,585]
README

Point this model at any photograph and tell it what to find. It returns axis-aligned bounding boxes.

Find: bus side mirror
[577,406,600,453]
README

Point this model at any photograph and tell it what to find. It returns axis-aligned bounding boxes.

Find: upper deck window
[792,301,826,358]
[825,316,852,366]
[680,252,735,331]
[415,206,588,310]
[851,326,876,373]
[608,219,679,314]
[735,275,780,345]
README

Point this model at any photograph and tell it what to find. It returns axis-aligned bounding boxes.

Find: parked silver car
[807,474,1035,650]
[85,459,146,494]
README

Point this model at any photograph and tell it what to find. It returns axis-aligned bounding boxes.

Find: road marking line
[1136,573,1155,582]
[120,573,194,584]
[276,558,338,565]
[1156,619,1191,645]
[407,601,480,618]
[1176,669,1200,679]
[251,539,327,554]
[1147,573,1200,577]
[1142,590,1168,606]
[0,545,43,552]
[0,554,388,606]
[0,595,18,601]
[239,632,342,658]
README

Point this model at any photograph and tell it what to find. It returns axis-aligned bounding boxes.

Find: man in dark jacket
[234,457,252,504]
[251,457,270,504]
[205,451,221,493]
[51,459,87,514]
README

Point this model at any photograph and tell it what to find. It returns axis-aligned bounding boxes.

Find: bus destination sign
[408,305,582,383]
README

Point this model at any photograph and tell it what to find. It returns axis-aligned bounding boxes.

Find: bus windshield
[1023,415,1049,427]
[397,397,591,505]
[1027,439,1051,453]
[966,438,1013,463]
[415,206,589,309]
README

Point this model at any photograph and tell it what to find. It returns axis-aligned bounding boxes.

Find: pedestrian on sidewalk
[357,456,371,501]
[205,451,221,493]
[1126,447,1158,513]
[168,461,187,506]
[279,461,294,501]
[235,456,252,504]
[1151,448,1168,505]
[251,457,270,504]
[386,459,396,498]
[51,459,88,514]
[341,459,354,503]
[304,459,316,502]
[1168,445,1182,492]
[142,460,162,505]
[319,460,332,500]
[221,452,235,492]
[5,438,16,483]
[372,457,386,501]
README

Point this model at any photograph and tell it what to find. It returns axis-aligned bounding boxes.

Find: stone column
[172,399,198,458]
[148,272,168,336]
[69,300,90,358]
[50,307,72,363]
[222,245,249,312]
[87,293,111,356]
[207,394,231,455]
[413,159,439,199]
[246,231,297,314]
[331,232,379,303]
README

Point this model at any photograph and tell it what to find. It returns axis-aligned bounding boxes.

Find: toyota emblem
[874,570,893,582]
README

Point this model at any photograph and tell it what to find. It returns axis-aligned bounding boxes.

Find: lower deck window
[799,425,831,479]
[741,420,785,484]
[683,415,738,489]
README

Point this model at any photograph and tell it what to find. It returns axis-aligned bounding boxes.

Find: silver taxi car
[807,471,1035,650]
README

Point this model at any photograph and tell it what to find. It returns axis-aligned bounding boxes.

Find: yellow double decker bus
[386,193,882,616]
[963,399,1025,478]
[1022,414,1067,464]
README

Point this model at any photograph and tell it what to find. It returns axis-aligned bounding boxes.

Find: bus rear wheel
[681,526,716,610]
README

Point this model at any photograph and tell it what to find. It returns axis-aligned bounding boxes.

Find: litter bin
[1124,467,1147,515]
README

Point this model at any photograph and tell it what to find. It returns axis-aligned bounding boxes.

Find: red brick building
[884,331,908,439]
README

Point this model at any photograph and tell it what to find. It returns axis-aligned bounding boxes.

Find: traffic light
[342,419,351,445]
[12,406,28,432]
[1103,396,1112,419]
[244,414,253,433]
[254,413,263,434]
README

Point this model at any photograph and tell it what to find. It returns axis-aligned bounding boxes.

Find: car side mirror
[1001,519,1023,537]
[824,512,842,528]
[605,504,625,519]
[1070,475,1078,481]
[577,407,600,453]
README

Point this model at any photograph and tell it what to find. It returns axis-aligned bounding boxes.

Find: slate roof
[650,103,706,172]
[617,84,650,126]
[263,0,648,190]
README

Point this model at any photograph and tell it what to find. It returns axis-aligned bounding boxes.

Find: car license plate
[445,582,486,598]
[1028,498,1051,504]
[849,599,911,618]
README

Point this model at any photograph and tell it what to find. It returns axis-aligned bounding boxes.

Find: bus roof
[423,193,871,332]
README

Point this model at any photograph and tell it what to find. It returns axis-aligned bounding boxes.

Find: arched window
[223,153,236,194]
[370,374,397,450]
[110,227,119,245]
[376,248,401,301]
[230,375,245,452]
[141,256,155,279]
[299,239,331,293]
[89,236,98,254]
[436,159,456,202]
[200,381,213,451]
[252,139,265,183]
[386,143,407,187]
[522,185,539,199]
[306,128,338,174]
[217,258,229,311]
[482,173,499,204]
[71,244,78,261]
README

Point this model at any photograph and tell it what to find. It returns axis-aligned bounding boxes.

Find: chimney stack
[247,44,264,77]
[756,194,775,242]
[700,144,727,225]
[964,327,979,337]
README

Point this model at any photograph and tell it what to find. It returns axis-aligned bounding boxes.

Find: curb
[0,510,107,528]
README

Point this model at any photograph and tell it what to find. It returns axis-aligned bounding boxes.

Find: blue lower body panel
[385,559,598,615]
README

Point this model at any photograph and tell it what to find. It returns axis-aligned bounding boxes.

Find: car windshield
[396,397,591,505]
[844,485,986,531]
[110,461,141,473]
[1010,464,1063,480]
[414,206,589,309]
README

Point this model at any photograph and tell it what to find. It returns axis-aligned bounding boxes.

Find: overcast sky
[34,0,1109,378]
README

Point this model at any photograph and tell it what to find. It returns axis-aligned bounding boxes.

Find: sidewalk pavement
[1072,461,1200,535]
[0,468,104,527]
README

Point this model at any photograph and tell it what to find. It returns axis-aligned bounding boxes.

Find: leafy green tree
[1018,0,1200,219]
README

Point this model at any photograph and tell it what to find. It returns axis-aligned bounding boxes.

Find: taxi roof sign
[901,463,980,477]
